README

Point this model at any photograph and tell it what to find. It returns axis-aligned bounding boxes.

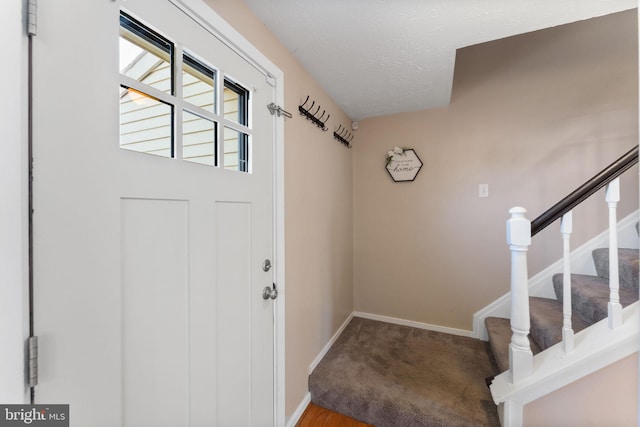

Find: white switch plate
[479,184,489,198]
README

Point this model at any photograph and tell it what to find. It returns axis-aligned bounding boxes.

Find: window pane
[120,87,173,158]
[183,111,216,166]
[223,80,248,126]
[183,53,216,113]
[120,13,173,94]
[223,127,248,172]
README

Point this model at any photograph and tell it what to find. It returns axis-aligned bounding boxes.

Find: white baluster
[561,212,574,353]
[606,178,622,329]
[507,207,533,384]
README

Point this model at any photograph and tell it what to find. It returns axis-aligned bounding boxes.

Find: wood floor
[296,403,373,427]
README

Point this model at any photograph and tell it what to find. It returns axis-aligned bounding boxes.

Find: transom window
[119,12,251,172]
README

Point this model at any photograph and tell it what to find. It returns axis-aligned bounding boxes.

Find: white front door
[32,1,277,425]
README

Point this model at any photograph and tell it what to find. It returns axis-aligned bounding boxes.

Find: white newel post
[606,178,622,329]
[561,212,574,353]
[560,211,573,353]
[507,207,533,384]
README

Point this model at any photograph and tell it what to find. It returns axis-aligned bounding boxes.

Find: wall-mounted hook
[333,124,353,148]
[299,95,330,131]
[300,95,311,109]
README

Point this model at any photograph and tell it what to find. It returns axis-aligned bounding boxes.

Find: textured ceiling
[242,0,636,120]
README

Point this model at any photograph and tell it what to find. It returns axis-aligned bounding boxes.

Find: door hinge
[28,336,38,387]
[27,0,37,36]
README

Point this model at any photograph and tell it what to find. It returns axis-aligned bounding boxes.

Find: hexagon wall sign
[385,148,422,182]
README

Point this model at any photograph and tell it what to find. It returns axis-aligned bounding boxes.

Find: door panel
[33,1,275,425]
[216,202,252,425]
[121,199,190,426]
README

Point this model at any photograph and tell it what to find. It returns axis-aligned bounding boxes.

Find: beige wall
[202,3,638,419]
[524,352,639,426]
[353,10,639,331]
[204,0,354,416]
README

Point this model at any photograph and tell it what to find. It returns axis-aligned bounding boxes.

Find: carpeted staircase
[485,247,639,373]
[307,246,638,427]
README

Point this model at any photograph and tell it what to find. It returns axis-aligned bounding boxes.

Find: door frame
[167,2,286,425]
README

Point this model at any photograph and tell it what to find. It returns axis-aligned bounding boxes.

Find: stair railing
[506,145,638,384]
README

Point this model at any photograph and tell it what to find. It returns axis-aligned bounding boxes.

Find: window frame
[223,78,250,172]
[118,10,253,172]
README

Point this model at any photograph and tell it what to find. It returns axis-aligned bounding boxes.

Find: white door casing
[32,0,285,425]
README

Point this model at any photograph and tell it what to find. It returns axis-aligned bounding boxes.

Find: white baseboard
[290,313,355,427]
[308,312,354,374]
[353,311,473,337]
[286,392,310,427]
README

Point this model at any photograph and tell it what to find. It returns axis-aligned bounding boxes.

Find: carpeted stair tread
[309,317,500,427]
[529,297,591,351]
[552,273,639,324]
[592,248,639,291]
[485,316,541,374]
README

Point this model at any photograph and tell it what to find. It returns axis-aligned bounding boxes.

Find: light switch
[479,184,489,198]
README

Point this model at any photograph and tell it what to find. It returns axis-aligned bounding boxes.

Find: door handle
[262,283,278,300]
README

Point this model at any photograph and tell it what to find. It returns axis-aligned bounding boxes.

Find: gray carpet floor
[309,317,500,427]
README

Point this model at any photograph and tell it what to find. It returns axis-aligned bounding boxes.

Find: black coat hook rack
[333,124,354,148]
[299,96,329,131]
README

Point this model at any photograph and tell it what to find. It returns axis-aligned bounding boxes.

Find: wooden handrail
[531,145,638,236]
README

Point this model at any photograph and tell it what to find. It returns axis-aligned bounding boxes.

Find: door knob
[262,283,278,300]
